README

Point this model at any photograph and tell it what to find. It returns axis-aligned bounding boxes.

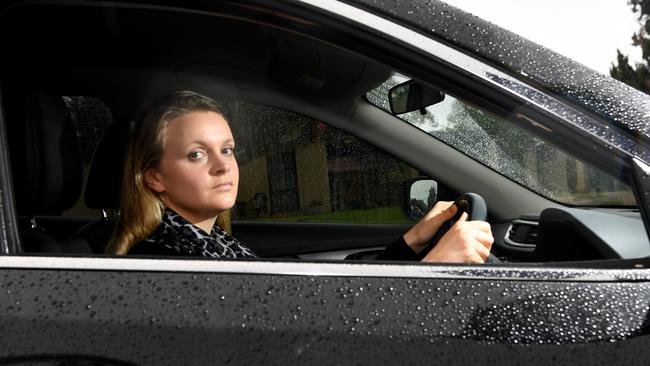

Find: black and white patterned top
[130,208,257,258]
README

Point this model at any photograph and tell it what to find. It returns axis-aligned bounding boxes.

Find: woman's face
[146,111,239,223]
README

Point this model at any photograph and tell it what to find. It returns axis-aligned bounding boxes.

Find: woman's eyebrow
[187,138,235,146]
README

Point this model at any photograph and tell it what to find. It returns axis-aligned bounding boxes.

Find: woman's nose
[209,155,231,175]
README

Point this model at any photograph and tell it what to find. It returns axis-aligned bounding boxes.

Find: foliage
[610,0,650,94]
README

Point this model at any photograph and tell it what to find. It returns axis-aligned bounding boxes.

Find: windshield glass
[367,73,635,207]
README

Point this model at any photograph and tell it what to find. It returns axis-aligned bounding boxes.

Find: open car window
[0,0,647,265]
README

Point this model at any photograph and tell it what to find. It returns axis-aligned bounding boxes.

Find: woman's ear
[144,169,165,193]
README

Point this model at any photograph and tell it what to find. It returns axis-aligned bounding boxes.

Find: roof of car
[0,1,391,127]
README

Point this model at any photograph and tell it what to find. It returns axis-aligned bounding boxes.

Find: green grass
[244,206,413,224]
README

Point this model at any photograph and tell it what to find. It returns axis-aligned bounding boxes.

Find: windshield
[366,74,636,207]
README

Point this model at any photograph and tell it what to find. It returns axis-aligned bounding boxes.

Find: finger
[422,201,450,221]
[428,201,455,219]
[437,202,457,221]
[465,220,492,233]
[467,250,486,264]
[433,201,454,211]
[456,211,468,223]
[471,229,494,250]
[474,240,491,261]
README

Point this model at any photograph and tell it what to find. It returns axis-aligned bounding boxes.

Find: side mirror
[388,80,445,115]
[404,178,438,220]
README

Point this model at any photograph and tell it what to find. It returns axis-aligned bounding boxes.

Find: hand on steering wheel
[402,193,495,264]
[422,211,493,263]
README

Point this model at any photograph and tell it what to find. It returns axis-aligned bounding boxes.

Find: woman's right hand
[421,212,494,264]
[402,200,458,253]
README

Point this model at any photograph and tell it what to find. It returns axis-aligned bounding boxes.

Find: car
[0,0,649,364]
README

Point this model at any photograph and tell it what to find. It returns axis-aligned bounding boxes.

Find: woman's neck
[190,216,217,234]
[165,205,217,234]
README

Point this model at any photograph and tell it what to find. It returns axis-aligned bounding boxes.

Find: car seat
[5,88,91,253]
[77,119,130,253]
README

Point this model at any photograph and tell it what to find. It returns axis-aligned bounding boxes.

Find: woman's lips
[212,182,233,191]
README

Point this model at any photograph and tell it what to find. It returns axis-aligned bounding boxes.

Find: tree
[610,0,650,94]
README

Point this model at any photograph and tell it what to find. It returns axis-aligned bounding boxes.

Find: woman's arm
[377,201,494,263]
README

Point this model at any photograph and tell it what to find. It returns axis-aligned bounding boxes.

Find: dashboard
[493,207,649,262]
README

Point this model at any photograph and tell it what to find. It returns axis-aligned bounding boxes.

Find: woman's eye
[222,147,235,156]
[187,151,206,161]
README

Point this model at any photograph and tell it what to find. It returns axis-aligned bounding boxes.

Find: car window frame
[0,87,19,253]
[0,0,647,271]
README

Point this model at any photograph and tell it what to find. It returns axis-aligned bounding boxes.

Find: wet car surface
[1,262,650,364]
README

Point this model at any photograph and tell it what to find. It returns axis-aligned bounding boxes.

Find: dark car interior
[0,1,648,264]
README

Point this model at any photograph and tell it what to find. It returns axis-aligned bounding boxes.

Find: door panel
[0,264,649,365]
[233,221,411,257]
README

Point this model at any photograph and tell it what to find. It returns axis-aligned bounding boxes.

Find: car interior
[0,2,648,265]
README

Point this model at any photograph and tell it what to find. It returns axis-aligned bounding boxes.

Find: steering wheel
[419,193,499,263]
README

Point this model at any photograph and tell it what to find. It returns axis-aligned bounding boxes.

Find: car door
[0,1,649,365]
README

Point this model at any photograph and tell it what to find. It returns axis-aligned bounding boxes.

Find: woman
[109,91,493,263]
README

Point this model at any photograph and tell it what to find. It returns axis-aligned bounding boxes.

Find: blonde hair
[108,91,231,255]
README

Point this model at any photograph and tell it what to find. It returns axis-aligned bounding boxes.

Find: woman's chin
[213,197,236,211]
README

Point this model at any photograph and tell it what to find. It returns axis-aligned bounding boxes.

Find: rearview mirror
[389,80,445,115]
[404,178,438,220]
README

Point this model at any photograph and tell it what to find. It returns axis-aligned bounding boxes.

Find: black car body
[0,0,649,364]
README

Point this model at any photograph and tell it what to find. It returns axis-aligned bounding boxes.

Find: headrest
[6,89,82,215]
[84,120,129,210]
